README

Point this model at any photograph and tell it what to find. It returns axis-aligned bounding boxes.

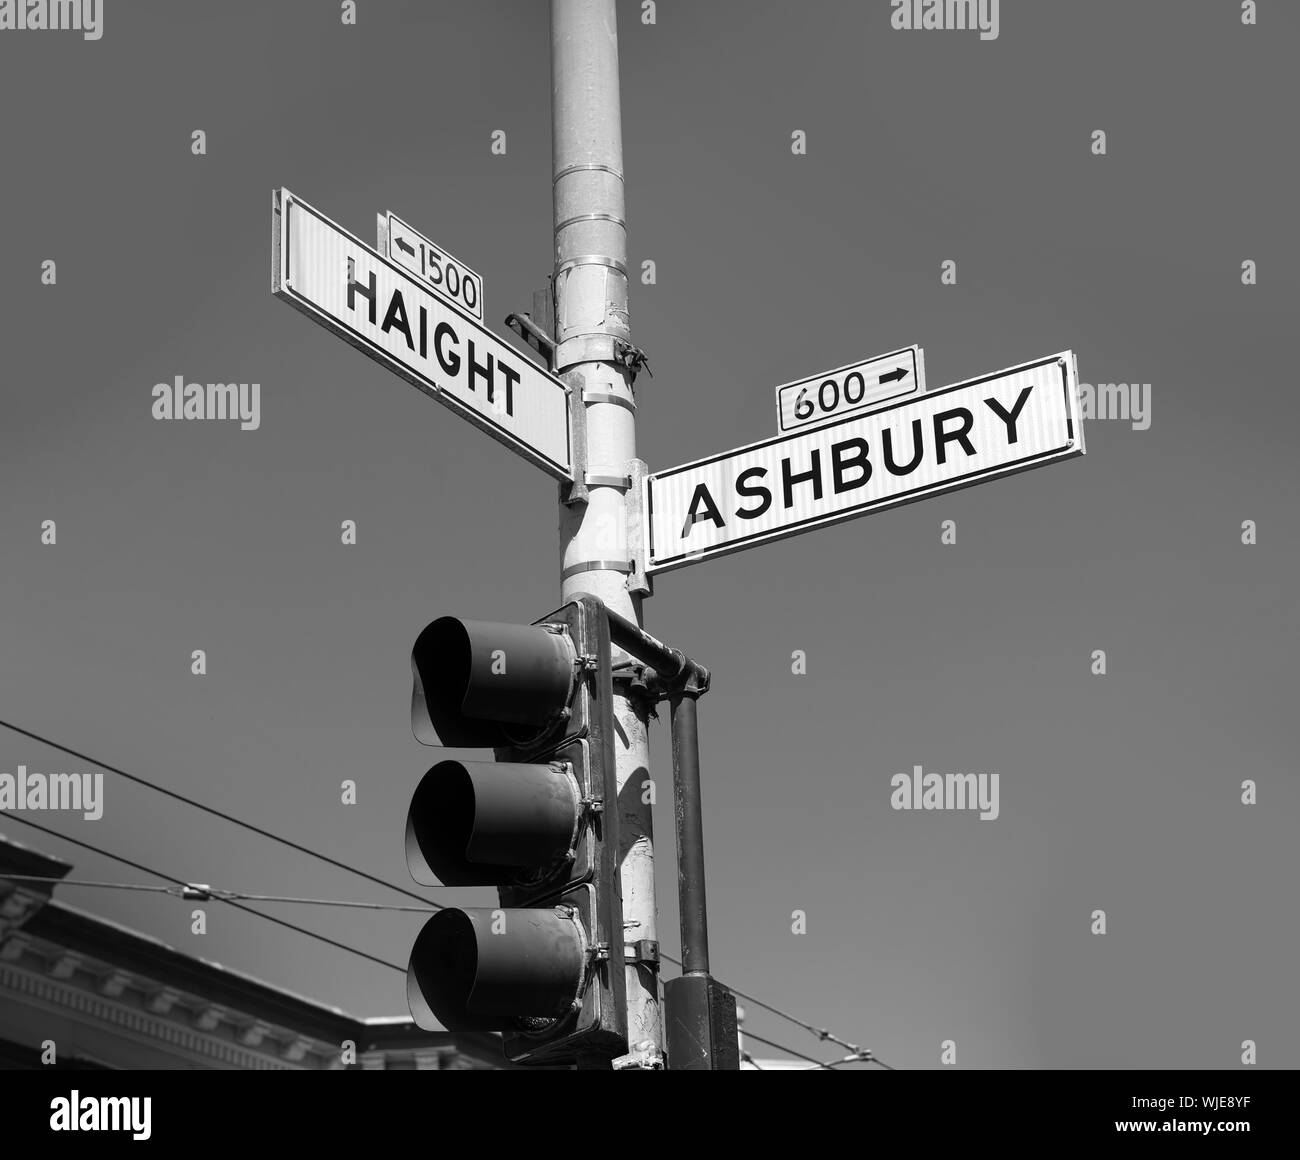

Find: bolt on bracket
[624,939,660,964]
[612,1040,666,1071]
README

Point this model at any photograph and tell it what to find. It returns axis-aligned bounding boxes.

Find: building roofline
[0,830,512,1066]
[0,832,73,881]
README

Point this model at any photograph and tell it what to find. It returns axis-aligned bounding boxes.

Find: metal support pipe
[662,681,736,1069]
[604,605,681,674]
[551,0,661,1065]
[604,603,711,694]
[669,692,709,977]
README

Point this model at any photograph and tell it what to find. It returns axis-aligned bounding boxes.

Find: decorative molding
[280,1036,312,1063]
[0,884,56,942]
[49,952,81,980]
[147,987,181,1015]
[99,970,132,999]
[414,1050,442,1071]
[0,935,26,962]
[194,1005,224,1032]
[0,918,489,1071]
[0,962,296,1070]
[237,1021,271,1048]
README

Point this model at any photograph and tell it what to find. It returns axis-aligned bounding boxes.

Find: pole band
[561,559,634,579]
[581,390,637,412]
[555,212,627,233]
[555,254,628,278]
[553,162,625,184]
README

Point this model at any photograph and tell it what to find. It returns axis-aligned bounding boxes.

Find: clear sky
[1,0,1296,1069]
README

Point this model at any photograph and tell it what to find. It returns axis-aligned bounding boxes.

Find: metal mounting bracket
[504,311,558,371]
[624,939,660,964]
[611,1040,666,1071]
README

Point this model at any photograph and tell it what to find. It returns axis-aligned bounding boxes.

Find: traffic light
[404,594,628,1065]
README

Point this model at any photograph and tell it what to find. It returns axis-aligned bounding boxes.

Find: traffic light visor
[412,617,576,748]
[406,758,581,887]
[407,907,586,1032]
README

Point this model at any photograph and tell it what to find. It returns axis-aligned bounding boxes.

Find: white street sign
[646,352,1084,574]
[379,210,484,322]
[776,345,925,434]
[273,189,571,481]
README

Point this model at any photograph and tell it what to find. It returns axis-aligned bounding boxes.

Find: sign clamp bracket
[504,311,558,372]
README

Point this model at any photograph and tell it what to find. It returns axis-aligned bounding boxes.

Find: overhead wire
[1,813,408,974]
[0,873,440,912]
[739,1030,834,1070]
[823,1051,896,1070]
[659,948,877,1060]
[4,864,901,1066]
[1,719,891,1062]
[0,718,442,911]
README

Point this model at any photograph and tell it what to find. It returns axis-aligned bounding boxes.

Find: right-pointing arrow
[879,366,909,385]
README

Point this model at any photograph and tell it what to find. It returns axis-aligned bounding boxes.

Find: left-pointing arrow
[395,235,416,257]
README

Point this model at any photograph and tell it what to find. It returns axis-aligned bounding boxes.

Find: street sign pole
[551,0,662,1068]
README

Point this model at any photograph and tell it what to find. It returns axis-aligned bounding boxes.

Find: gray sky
[1,0,1296,1069]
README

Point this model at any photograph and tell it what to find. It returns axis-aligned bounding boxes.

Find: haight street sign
[272,189,572,481]
[645,352,1084,574]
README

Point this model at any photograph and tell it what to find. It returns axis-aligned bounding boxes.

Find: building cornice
[0,954,322,1070]
[0,834,509,1069]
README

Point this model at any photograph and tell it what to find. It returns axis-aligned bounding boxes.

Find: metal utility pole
[551,0,661,1066]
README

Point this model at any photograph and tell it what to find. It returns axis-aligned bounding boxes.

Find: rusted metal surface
[669,693,709,978]
[664,975,739,1071]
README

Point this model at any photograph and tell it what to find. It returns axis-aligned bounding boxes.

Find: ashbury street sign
[645,352,1084,573]
[272,189,572,480]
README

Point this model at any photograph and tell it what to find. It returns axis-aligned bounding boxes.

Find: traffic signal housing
[405,595,627,1065]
